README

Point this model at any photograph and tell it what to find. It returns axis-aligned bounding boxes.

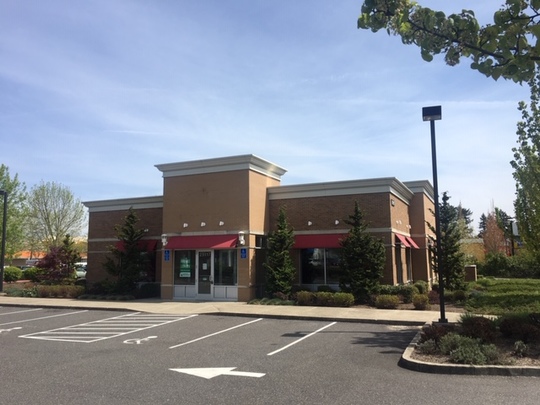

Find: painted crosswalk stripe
[20,313,198,343]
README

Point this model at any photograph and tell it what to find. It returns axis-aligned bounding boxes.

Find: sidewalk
[0,295,463,325]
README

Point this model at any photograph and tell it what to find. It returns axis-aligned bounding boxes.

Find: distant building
[84,155,435,302]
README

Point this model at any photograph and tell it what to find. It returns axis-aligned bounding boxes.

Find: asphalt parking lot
[1,306,540,405]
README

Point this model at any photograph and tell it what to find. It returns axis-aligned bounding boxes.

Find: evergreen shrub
[374,294,400,309]
[3,266,22,282]
[412,294,430,310]
[414,280,429,294]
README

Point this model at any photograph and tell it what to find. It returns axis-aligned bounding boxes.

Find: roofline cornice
[155,154,287,181]
[83,196,163,212]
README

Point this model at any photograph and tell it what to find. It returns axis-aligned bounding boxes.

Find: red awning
[293,234,346,249]
[166,235,238,249]
[395,234,411,247]
[406,236,420,249]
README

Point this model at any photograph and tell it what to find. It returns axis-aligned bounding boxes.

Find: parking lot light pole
[422,106,447,323]
[0,190,7,293]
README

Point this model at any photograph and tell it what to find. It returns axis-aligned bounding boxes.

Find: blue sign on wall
[240,248,247,259]
[164,249,170,262]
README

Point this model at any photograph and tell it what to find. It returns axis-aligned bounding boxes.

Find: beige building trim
[268,177,415,204]
[84,196,163,213]
[155,154,287,181]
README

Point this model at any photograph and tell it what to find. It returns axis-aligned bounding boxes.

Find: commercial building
[84,154,435,301]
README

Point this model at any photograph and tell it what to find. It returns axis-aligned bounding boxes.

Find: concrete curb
[200,311,428,326]
[399,325,540,377]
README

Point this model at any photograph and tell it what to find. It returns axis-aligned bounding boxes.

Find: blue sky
[0,1,530,230]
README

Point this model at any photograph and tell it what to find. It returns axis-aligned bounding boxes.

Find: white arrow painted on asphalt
[169,367,265,379]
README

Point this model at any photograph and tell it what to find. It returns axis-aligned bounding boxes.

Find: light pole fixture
[0,190,7,293]
[422,105,447,323]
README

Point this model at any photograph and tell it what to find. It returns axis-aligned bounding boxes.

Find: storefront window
[174,250,195,285]
[301,248,341,285]
[214,249,237,285]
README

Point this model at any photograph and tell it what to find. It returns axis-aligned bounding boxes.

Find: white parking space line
[0,310,89,327]
[169,318,263,349]
[0,308,43,316]
[20,313,198,343]
[267,321,337,356]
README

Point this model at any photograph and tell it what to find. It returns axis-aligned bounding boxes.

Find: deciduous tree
[0,164,28,263]
[36,234,81,284]
[26,181,86,249]
[511,69,540,252]
[358,0,540,82]
[483,212,507,255]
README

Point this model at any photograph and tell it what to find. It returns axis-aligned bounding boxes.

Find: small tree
[103,207,149,294]
[36,234,81,284]
[428,192,466,291]
[483,212,507,255]
[264,206,295,298]
[339,202,386,304]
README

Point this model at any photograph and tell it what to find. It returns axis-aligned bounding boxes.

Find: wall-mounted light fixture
[334,220,340,225]
[219,221,224,226]
[391,199,396,206]
[161,234,168,247]
[238,231,246,246]
[307,221,313,226]
[183,223,188,228]
[201,222,206,227]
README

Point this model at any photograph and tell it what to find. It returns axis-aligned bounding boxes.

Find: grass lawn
[465,278,540,315]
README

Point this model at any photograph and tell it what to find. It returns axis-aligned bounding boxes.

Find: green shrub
[439,333,476,355]
[295,291,354,307]
[314,292,333,306]
[438,332,504,365]
[452,290,468,302]
[376,284,419,303]
[3,266,22,282]
[414,280,429,294]
[395,285,419,303]
[35,285,85,298]
[412,294,430,310]
[374,294,400,309]
[22,267,42,282]
[514,340,529,357]
[332,292,355,307]
[296,291,316,306]
[448,341,503,365]
[416,339,439,355]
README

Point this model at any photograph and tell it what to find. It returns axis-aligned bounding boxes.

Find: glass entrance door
[197,251,213,298]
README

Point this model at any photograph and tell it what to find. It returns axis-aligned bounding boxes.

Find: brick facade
[84,155,434,301]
